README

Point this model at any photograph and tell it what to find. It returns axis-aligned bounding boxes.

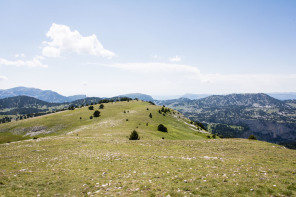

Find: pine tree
[129,130,140,140]
[93,110,100,117]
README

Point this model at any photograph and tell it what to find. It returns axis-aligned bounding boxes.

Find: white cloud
[0,76,8,81]
[169,55,181,62]
[42,47,60,58]
[14,53,25,58]
[0,56,47,68]
[42,23,116,58]
[152,55,158,59]
[91,61,296,95]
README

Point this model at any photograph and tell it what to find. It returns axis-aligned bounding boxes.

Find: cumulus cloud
[0,56,47,68]
[42,23,116,58]
[0,76,8,81]
[169,55,181,62]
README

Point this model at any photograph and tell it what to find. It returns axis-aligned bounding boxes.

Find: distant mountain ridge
[190,93,284,108]
[157,93,285,108]
[158,93,296,148]
[181,93,211,100]
[0,87,86,103]
[0,95,58,109]
[0,96,66,116]
[118,93,154,102]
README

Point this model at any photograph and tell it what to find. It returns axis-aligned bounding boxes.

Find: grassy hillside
[0,100,208,143]
[0,101,295,196]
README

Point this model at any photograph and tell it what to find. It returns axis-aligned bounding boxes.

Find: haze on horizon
[0,1,295,98]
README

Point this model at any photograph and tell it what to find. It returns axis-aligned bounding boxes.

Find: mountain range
[157,93,296,148]
[0,87,86,103]
[1,87,296,148]
[0,87,155,103]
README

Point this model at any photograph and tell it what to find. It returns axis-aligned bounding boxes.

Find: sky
[0,0,295,98]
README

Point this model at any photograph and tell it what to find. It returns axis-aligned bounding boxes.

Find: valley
[157,94,296,148]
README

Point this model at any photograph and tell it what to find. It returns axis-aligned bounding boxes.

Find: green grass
[0,138,295,196]
[0,100,208,143]
[0,101,295,196]
[0,132,29,144]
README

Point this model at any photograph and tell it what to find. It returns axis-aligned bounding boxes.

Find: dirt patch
[96,119,123,128]
[21,125,64,136]
[67,126,89,135]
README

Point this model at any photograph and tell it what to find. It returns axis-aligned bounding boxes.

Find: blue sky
[0,0,295,98]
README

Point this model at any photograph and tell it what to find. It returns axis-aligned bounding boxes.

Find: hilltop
[0,100,209,144]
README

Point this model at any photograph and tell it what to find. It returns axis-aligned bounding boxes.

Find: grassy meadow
[0,101,295,196]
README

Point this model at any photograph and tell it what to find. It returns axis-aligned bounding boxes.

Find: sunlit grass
[0,101,295,196]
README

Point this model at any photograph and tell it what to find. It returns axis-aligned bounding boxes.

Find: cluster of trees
[0,116,12,124]
[158,106,170,114]
[0,110,66,124]
[192,121,207,131]
[210,123,248,138]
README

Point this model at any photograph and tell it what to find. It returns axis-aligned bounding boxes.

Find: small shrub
[90,116,93,119]
[93,110,100,117]
[212,134,216,139]
[158,124,168,132]
[99,104,104,109]
[162,137,165,140]
[146,123,148,126]
[126,119,129,121]
[33,137,38,140]
[147,108,149,110]
[149,113,152,118]
[88,106,94,110]
[248,135,257,140]
[80,117,82,120]
[207,135,211,138]
[129,130,140,140]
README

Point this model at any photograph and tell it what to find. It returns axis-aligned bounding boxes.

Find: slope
[0,100,209,144]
